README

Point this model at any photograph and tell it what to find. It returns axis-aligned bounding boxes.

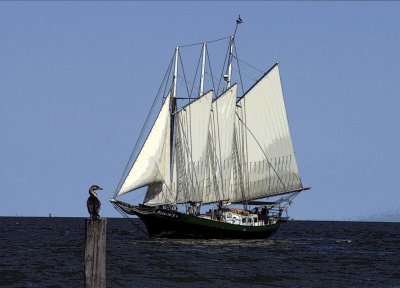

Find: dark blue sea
[0,217,399,287]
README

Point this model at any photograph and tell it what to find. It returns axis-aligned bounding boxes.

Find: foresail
[117,94,171,196]
[231,64,303,202]
[172,91,213,203]
[204,85,237,203]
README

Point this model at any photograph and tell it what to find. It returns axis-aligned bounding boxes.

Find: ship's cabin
[200,205,280,226]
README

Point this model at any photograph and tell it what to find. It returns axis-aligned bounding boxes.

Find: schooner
[110,19,309,239]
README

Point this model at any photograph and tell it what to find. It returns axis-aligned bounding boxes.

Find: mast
[225,16,242,90]
[170,47,179,179]
[225,36,234,89]
[200,42,207,96]
[172,46,179,99]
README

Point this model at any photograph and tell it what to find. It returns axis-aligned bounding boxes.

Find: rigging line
[179,37,229,103]
[174,118,185,203]
[232,127,238,201]
[192,48,203,98]
[145,170,174,204]
[233,63,260,83]
[261,72,291,179]
[236,72,258,83]
[211,132,222,201]
[177,77,200,96]
[235,111,288,195]
[181,112,194,201]
[210,109,222,198]
[238,80,250,208]
[237,104,249,203]
[212,94,226,198]
[175,115,193,203]
[216,40,231,96]
[232,41,250,207]
[161,178,174,200]
[178,109,203,202]
[111,204,149,237]
[274,71,302,187]
[271,80,288,175]
[178,35,231,48]
[233,41,245,97]
[178,52,193,100]
[176,49,202,100]
[177,53,197,202]
[113,55,175,198]
[232,55,264,74]
[163,62,173,100]
[233,126,245,202]
[207,114,221,201]
[205,47,216,97]
[186,90,194,201]
[180,45,215,101]
[237,107,249,205]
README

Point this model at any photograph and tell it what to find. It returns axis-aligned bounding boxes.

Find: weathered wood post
[85,218,107,288]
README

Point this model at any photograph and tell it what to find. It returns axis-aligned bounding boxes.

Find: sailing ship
[110,20,309,239]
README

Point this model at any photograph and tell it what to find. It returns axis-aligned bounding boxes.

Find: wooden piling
[85,218,107,288]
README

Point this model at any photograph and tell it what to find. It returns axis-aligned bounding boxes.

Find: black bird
[87,185,103,219]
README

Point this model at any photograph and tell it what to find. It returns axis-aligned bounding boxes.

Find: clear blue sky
[1,2,399,220]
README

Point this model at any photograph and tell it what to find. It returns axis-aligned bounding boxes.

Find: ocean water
[0,217,399,288]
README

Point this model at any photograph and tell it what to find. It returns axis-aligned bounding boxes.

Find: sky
[1,2,399,221]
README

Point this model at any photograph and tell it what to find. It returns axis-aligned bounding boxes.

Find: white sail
[172,91,213,203]
[231,64,302,202]
[204,85,237,203]
[117,94,171,196]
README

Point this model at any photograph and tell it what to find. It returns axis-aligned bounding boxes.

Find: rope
[205,47,216,95]
[178,35,231,48]
[235,111,288,195]
[112,204,149,237]
[178,53,192,100]
[232,55,264,74]
[233,42,246,97]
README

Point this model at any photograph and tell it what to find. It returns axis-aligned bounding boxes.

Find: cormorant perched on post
[87,185,103,219]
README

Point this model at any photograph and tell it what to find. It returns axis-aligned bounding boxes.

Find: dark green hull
[112,200,280,239]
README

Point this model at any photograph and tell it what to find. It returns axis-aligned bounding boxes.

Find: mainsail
[231,64,303,203]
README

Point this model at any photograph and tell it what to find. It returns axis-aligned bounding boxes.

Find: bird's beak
[98,187,103,191]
